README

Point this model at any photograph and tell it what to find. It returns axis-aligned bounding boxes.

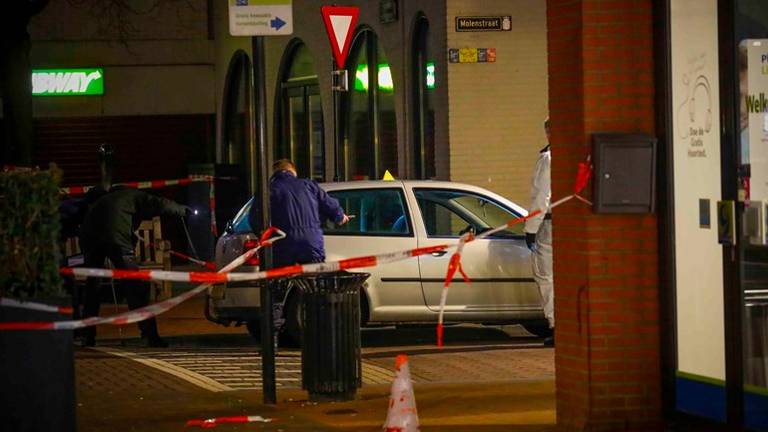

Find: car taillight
[243,239,261,266]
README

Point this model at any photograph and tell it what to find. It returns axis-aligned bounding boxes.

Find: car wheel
[522,321,553,338]
[245,320,262,341]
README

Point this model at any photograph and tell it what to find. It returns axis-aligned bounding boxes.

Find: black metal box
[592,133,657,214]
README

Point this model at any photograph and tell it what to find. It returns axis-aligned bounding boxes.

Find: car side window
[414,189,524,238]
[417,198,471,237]
[324,188,412,236]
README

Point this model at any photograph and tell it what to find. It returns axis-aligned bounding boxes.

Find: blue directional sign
[228,0,293,36]
[270,16,286,30]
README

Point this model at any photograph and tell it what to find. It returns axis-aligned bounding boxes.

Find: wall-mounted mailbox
[592,133,657,214]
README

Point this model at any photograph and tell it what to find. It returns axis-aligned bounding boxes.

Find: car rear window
[324,188,412,236]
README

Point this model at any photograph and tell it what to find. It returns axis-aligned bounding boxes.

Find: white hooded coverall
[524,145,554,329]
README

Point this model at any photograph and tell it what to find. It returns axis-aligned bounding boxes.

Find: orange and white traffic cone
[382,354,419,432]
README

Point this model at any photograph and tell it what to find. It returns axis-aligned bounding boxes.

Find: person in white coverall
[524,118,554,346]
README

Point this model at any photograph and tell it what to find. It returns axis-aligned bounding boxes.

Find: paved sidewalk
[76,348,556,431]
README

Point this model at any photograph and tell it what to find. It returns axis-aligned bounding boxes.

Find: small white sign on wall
[228,0,293,36]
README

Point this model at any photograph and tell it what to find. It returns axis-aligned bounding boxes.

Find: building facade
[213,0,549,204]
[26,0,216,187]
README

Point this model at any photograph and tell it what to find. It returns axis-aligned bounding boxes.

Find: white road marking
[92,347,233,392]
[96,346,397,391]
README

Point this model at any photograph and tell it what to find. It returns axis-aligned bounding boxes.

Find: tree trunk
[0,0,49,166]
[1,35,34,166]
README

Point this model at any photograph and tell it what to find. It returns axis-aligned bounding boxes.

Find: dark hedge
[0,165,63,299]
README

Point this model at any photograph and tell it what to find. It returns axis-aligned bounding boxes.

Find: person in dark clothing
[59,186,108,241]
[79,187,190,347]
[59,186,108,324]
[264,159,349,268]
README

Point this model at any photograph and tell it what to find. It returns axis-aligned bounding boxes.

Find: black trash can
[293,271,370,402]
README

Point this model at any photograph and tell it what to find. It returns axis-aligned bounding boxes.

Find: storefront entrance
[667,0,768,429]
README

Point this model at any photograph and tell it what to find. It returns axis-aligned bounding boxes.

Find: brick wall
[548,1,661,430]
[447,0,548,204]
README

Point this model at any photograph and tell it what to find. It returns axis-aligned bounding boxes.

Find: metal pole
[333,59,341,181]
[253,35,276,405]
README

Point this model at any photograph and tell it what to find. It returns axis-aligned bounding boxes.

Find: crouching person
[79,187,190,347]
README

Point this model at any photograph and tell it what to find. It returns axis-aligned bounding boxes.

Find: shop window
[276,42,324,181]
[412,15,436,179]
[222,50,252,167]
[344,29,398,181]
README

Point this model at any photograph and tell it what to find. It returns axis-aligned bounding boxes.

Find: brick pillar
[547,1,661,431]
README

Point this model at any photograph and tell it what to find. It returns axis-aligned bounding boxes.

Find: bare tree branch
[64,0,199,46]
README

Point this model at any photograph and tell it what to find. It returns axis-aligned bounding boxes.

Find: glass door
[737,37,768,431]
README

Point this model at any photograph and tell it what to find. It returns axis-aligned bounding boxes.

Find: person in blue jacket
[266,159,349,267]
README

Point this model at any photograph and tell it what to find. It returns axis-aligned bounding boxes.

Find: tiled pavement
[366,347,554,383]
[80,342,554,393]
[88,346,397,391]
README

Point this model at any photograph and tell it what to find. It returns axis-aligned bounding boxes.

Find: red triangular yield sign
[320,5,360,68]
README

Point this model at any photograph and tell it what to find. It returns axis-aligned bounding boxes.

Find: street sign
[228,0,293,36]
[32,68,104,96]
[320,5,360,68]
[455,16,511,32]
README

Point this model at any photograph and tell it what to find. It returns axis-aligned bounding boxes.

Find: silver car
[207,180,547,341]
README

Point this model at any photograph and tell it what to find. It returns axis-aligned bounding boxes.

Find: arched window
[343,29,398,180]
[221,51,253,170]
[412,15,435,179]
[276,42,324,181]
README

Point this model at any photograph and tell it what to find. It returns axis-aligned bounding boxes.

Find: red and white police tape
[436,157,594,346]
[136,237,216,271]
[436,196,572,347]
[57,242,450,285]
[185,415,274,428]
[209,177,218,237]
[59,176,212,196]
[0,298,73,315]
[0,228,284,331]
[2,165,32,172]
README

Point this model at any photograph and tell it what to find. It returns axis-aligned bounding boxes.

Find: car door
[409,187,540,319]
[323,186,421,320]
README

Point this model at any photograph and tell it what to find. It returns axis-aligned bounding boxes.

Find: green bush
[0,165,63,299]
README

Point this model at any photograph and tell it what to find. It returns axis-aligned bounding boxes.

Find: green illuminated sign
[354,64,394,92]
[32,68,104,96]
[426,61,435,89]
[353,63,435,92]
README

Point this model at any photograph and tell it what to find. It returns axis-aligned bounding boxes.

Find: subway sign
[32,68,104,96]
